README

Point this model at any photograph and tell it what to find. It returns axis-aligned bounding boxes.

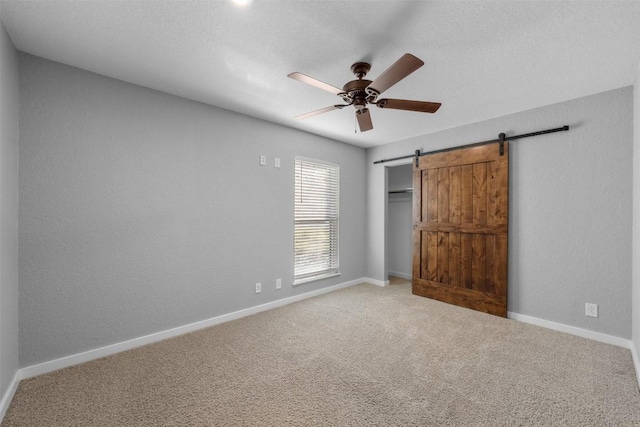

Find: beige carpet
[4,279,640,426]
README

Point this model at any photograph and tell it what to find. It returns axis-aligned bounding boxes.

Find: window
[294,158,339,284]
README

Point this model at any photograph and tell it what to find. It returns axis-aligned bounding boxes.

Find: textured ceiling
[1,0,640,148]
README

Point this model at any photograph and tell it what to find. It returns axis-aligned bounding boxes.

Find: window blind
[294,158,339,283]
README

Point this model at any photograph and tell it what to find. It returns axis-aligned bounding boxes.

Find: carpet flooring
[4,279,640,426]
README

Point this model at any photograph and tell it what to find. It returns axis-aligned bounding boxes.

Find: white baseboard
[363,277,389,287]
[507,311,631,349]
[387,271,412,280]
[20,277,366,380]
[0,371,21,421]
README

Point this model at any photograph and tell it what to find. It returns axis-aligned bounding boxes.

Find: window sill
[293,272,341,286]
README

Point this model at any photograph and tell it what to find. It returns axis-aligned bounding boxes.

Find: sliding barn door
[412,142,509,317]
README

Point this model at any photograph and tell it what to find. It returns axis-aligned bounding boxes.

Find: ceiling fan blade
[376,98,441,113]
[287,72,344,95]
[366,53,424,95]
[294,104,347,120]
[356,108,373,132]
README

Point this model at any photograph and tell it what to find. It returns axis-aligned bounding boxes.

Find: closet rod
[388,188,413,194]
[373,125,569,165]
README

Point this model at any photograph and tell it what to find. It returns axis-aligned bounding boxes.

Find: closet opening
[385,162,413,285]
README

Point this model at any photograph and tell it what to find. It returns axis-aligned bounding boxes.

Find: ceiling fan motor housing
[342,78,377,106]
[341,62,380,107]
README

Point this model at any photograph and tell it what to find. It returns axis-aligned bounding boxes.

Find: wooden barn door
[412,142,509,317]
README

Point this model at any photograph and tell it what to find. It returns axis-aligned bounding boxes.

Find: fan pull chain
[354,114,357,134]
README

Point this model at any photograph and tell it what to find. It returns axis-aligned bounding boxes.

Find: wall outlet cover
[276,278,282,289]
[585,302,598,318]
[255,282,262,293]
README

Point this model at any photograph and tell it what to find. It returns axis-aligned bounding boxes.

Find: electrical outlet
[255,282,261,294]
[259,155,266,166]
[276,278,282,289]
[274,157,281,168]
[585,303,598,318]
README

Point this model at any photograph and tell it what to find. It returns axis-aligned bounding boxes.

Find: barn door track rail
[373,125,569,166]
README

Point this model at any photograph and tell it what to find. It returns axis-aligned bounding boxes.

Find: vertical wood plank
[412,165,423,283]
[461,233,472,289]
[487,160,497,226]
[427,231,438,281]
[461,165,473,224]
[494,234,508,297]
[438,168,449,223]
[427,169,438,222]
[495,155,508,225]
[473,163,487,226]
[421,169,429,223]
[471,234,486,291]
[413,167,423,224]
[448,232,461,287]
[437,232,449,284]
[449,166,461,224]
[413,228,422,280]
[421,231,429,280]
[485,234,495,294]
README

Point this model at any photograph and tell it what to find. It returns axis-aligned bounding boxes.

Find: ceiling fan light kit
[288,53,441,132]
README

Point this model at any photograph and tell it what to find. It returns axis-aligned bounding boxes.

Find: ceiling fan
[288,53,441,132]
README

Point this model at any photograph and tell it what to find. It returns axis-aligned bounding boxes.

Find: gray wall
[12,49,639,368]
[633,65,640,361]
[367,87,633,339]
[18,54,367,367]
[0,20,20,396]
[387,164,412,278]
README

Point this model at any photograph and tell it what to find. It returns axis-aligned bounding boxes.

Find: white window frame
[294,157,340,285]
